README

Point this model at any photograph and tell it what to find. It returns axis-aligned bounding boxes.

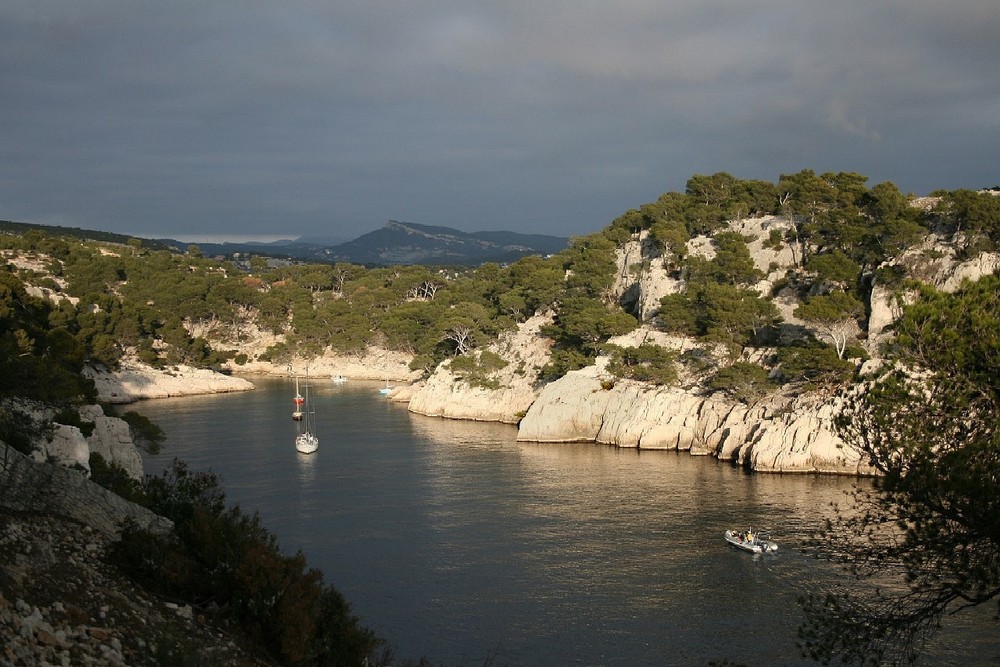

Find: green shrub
[53,406,95,437]
[605,343,678,386]
[120,410,165,454]
[0,404,45,455]
[706,362,775,403]
[776,343,856,391]
[539,348,594,382]
[88,452,145,504]
[448,350,509,389]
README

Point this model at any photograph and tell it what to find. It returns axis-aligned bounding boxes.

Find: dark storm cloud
[2,1,997,241]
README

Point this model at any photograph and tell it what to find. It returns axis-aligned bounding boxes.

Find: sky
[2,1,998,244]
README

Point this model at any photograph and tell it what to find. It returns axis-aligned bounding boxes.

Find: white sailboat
[379,367,393,395]
[295,382,319,454]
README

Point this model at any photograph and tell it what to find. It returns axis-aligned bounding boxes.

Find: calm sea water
[124,377,997,666]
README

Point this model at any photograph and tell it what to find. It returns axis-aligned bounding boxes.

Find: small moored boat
[725,528,778,553]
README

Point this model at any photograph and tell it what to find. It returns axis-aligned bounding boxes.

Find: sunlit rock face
[515,367,869,474]
[408,313,553,424]
[84,361,255,403]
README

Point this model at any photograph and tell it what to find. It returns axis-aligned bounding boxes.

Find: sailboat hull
[295,433,318,454]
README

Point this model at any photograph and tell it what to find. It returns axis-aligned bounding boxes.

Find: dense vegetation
[8,171,997,406]
[3,170,999,665]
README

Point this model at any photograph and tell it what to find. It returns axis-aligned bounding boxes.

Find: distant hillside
[0,220,176,251]
[317,220,568,265]
[195,220,567,265]
[1,219,568,266]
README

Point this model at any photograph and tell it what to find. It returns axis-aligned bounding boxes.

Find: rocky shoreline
[78,345,869,475]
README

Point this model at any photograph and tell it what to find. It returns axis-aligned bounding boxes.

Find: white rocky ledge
[84,361,255,404]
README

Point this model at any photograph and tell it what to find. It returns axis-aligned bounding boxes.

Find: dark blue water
[125,377,998,666]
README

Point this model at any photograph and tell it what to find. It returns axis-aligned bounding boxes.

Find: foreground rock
[0,443,171,538]
[0,511,268,667]
[24,403,144,480]
[0,444,269,664]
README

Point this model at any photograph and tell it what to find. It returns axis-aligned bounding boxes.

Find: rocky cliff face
[516,365,869,474]
[84,361,255,403]
[407,313,553,423]
[0,442,171,538]
[868,241,1000,347]
[408,217,998,475]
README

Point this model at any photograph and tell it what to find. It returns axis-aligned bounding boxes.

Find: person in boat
[746,528,754,543]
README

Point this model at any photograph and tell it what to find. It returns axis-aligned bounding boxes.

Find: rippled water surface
[127,377,997,666]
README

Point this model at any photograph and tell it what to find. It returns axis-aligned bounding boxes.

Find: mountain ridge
[0,219,568,266]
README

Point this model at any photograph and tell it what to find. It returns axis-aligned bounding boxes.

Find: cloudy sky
[2,2,998,243]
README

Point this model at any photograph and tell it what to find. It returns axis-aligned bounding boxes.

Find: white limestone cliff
[231,348,420,384]
[407,313,553,423]
[79,404,144,479]
[84,361,255,403]
[516,367,869,474]
[22,402,145,479]
[408,216,996,475]
[868,241,1000,347]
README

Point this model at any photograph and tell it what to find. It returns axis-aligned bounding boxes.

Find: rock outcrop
[515,366,868,474]
[408,217,997,475]
[0,443,172,538]
[84,361,255,404]
[29,404,144,480]
[407,313,553,423]
[868,241,1000,347]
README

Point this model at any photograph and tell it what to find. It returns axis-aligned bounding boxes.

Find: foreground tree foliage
[798,275,1000,665]
[111,460,384,666]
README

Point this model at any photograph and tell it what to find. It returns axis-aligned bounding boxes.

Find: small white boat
[331,374,347,384]
[725,528,777,554]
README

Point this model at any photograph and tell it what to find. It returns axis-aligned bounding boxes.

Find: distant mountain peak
[322,220,568,265]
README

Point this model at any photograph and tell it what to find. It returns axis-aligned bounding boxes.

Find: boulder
[22,403,145,480]
[80,405,144,480]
